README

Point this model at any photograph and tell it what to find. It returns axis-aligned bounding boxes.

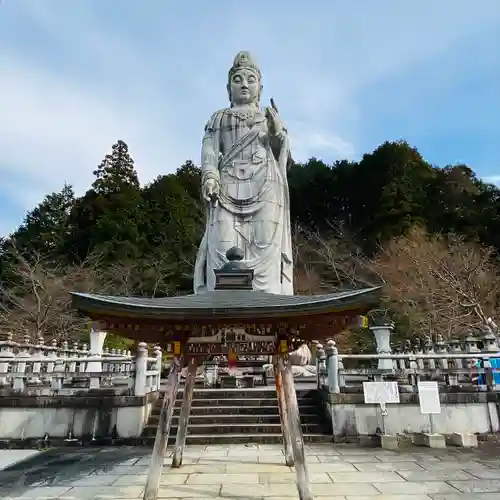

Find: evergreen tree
[140,173,204,292]
[2,136,500,345]
[348,141,435,252]
[175,161,202,202]
[4,184,75,263]
[475,183,500,252]
[92,140,139,195]
[289,158,357,232]
[67,140,144,262]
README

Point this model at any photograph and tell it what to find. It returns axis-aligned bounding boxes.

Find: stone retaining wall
[0,391,158,446]
[321,389,500,438]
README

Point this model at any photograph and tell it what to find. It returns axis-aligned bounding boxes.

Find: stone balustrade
[313,332,500,444]
[0,333,162,396]
[315,331,500,394]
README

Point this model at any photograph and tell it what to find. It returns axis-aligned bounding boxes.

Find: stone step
[143,422,325,436]
[144,433,333,445]
[144,387,330,445]
[148,413,320,426]
[153,397,314,410]
[154,405,318,416]
[190,397,278,407]
[166,389,317,400]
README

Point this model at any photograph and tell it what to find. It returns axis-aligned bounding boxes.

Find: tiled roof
[71,287,381,320]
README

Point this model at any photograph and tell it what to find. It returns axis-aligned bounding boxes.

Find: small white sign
[363,381,400,405]
[418,381,441,414]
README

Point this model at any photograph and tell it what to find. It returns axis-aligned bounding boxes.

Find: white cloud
[483,175,500,185]
[0,0,499,236]
[290,123,357,163]
[0,50,197,235]
[0,52,193,191]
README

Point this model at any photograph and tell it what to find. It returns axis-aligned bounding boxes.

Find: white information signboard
[418,381,441,414]
[363,381,400,405]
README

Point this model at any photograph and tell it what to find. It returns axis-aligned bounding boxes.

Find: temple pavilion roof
[71,287,381,322]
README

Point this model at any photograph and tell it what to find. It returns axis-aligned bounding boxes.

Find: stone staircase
[142,386,332,445]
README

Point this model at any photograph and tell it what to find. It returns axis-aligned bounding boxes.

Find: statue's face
[229,69,260,105]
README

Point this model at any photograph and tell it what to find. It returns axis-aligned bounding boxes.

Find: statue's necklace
[228,107,259,127]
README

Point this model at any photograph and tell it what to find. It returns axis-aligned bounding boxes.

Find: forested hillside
[1,139,499,347]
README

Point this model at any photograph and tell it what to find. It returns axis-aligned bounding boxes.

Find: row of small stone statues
[182,331,500,380]
[3,330,499,378]
[0,335,163,396]
[0,333,132,358]
[391,333,500,355]
[314,331,500,381]
[313,332,500,359]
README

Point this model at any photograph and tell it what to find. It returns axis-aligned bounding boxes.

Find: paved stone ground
[0,451,42,472]
[1,443,500,499]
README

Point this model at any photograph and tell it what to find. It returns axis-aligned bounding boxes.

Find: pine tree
[67,140,144,262]
[92,140,139,195]
[175,160,202,201]
[9,184,75,261]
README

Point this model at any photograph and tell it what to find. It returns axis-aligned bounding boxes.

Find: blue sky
[1,0,499,237]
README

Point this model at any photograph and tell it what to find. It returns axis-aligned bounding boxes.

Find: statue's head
[227,51,262,107]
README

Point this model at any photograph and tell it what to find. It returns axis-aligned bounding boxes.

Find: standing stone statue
[194,51,293,295]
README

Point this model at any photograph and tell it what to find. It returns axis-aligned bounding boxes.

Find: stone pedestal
[358,435,379,447]
[89,329,107,356]
[380,435,399,450]
[370,325,393,370]
[245,375,256,388]
[451,432,478,448]
[221,375,241,388]
[87,327,107,389]
[413,433,446,449]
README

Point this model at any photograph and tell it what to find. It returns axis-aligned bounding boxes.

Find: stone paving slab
[430,495,500,500]
[0,450,41,471]
[2,443,500,498]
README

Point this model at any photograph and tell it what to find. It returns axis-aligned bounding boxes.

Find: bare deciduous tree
[0,243,187,342]
[368,226,500,338]
[292,222,378,294]
[0,245,105,340]
[103,255,181,298]
[292,222,500,342]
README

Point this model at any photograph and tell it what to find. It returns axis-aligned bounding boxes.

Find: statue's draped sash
[194,109,293,295]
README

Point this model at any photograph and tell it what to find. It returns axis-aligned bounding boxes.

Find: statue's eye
[233,75,242,84]
[248,76,256,84]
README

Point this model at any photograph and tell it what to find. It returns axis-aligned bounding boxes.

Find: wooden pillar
[273,356,294,466]
[144,357,181,500]
[171,358,198,467]
[280,357,313,500]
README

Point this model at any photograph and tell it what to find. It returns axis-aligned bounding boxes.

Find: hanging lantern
[228,347,237,372]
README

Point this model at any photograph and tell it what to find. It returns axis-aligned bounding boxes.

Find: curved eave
[71,287,382,322]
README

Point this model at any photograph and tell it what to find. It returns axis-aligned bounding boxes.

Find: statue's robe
[194,106,293,295]
[263,344,317,378]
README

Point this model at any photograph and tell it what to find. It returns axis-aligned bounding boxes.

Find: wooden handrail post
[143,357,181,500]
[281,357,313,500]
[273,355,294,465]
[172,358,198,467]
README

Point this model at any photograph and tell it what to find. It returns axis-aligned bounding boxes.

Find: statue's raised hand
[202,178,219,204]
[266,105,286,141]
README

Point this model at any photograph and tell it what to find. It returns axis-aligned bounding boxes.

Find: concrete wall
[322,390,500,437]
[0,391,157,443]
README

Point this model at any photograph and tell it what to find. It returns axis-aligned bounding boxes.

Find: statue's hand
[202,178,219,204]
[266,106,287,141]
